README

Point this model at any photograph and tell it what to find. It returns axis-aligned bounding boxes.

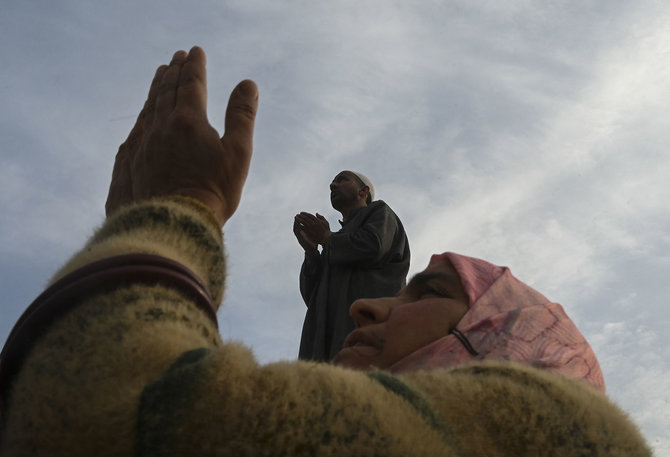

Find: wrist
[305,249,319,261]
[319,231,332,247]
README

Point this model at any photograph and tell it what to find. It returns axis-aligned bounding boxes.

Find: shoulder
[347,201,401,227]
[369,201,404,224]
[367,200,394,214]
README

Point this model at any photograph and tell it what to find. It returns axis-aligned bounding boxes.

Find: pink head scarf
[389,252,605,392]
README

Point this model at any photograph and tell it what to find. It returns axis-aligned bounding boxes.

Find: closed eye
[405,272,456,300]
[418,288,451,299]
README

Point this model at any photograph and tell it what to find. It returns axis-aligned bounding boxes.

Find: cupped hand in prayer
[294,212,332,247]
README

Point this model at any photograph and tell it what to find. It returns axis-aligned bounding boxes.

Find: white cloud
[2,1,669,454]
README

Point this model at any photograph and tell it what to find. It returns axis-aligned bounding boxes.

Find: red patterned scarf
[390,253,605,392]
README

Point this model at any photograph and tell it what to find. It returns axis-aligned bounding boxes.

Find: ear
[358,186,370,202]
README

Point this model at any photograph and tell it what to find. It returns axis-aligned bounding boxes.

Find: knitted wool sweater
[0,198,651,456]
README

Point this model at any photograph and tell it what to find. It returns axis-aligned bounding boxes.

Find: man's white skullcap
[350,171,375,201]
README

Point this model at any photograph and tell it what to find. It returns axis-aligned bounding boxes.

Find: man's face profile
[329,171,364,210]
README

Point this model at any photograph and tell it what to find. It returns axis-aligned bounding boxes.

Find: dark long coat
[298,200,410,361]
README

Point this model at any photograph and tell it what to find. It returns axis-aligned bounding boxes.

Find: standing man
[294,171,410,361]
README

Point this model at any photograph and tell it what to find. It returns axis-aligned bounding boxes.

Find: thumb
[221,79,259,169]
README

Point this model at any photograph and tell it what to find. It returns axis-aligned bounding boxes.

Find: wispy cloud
[2,1,668,453]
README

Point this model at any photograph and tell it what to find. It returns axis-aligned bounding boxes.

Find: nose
[350,297,393,328]
[330,181,337,191]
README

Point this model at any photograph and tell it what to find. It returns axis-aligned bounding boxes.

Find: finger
[123,104,147,151]
[143,64,168,129]
[300,231,314,244]
[220,79,259,178]
[154,50,188,120]
[105,142,134,215]
[176,46,207,115]
[118,103,147,165]
[295,216,313,227]
[107,78,159,216]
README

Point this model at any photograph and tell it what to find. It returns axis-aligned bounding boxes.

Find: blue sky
[1,1,669,453]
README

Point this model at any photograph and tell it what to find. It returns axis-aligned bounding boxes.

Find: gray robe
[298,200,410,361]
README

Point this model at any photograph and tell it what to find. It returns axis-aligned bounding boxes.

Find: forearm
[1,197,226,456]
[137,356,650,455]
[328,229,384,264]
[51,196,226,304]
[139,350,453,456]
[401,362,650,456]
[328,206,399,266]
[298,251,321,304]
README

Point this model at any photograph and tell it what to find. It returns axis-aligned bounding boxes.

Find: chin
[333,348,382,371]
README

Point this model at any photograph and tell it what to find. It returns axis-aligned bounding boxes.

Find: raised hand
[294,212,332,247]
[105,46,259,227]
[294,214,319,253]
